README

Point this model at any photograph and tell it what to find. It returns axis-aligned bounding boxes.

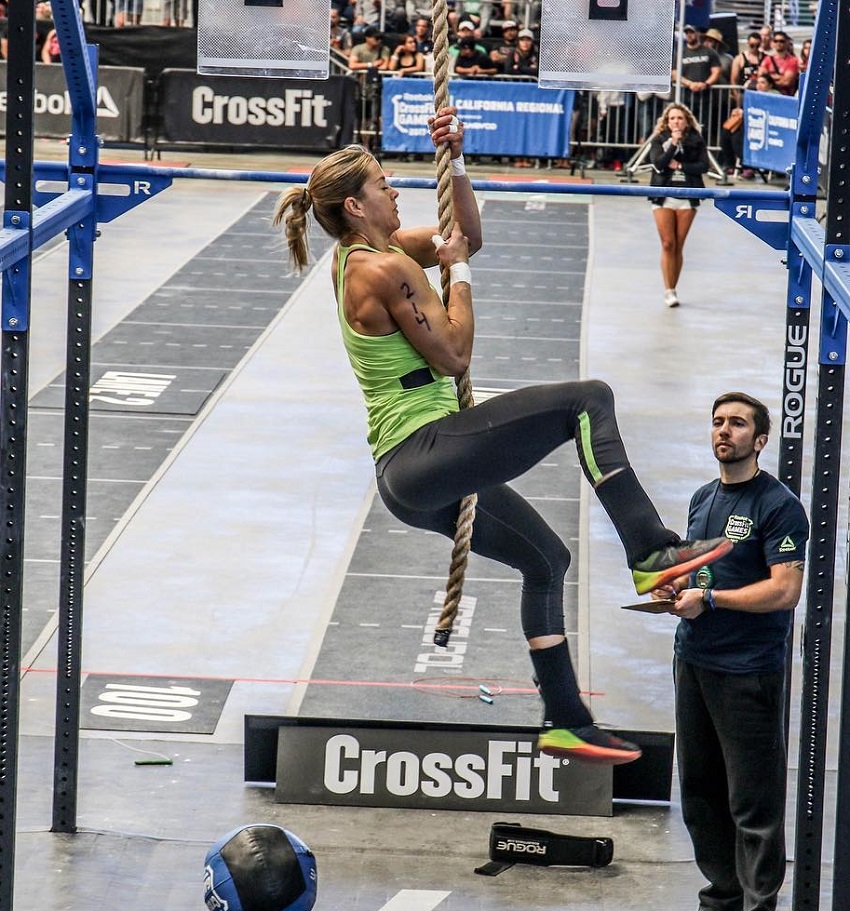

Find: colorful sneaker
[537,725,642,765]
[632,537,733,595]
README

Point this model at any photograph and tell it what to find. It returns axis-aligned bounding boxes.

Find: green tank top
[336,242,459,461]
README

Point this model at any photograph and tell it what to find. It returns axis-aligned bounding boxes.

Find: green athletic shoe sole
[537,725,642,765]
[632,537,733,596]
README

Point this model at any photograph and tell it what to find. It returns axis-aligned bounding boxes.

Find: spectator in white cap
[504,27,538,76]
[491,19,520,65]
[449,18,488,56]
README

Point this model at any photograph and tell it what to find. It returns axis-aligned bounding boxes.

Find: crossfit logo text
[191,86,332,127]
[323,734,562,802]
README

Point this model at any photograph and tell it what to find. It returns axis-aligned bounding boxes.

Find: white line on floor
[377,891,451,911]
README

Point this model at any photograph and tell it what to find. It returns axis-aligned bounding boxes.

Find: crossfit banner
[274,720,612,814]
[743,91,798,172]
[381,79,574,157]
[158,69,356,148]
[0,62,145,142]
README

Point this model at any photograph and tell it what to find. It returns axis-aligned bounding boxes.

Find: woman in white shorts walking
[648,102,709,308]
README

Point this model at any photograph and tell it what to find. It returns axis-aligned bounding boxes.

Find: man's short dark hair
[747,31,761,41]
[712,392,771,437]
[364,25,382,39]
[773,30,790,40]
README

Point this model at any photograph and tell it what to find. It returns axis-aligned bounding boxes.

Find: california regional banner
[743,91,798,172]
[381,78,574,157]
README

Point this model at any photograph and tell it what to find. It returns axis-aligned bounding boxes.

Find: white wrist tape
[449,262,472,286]
[450,154,466,176]
[431,233,446,251]
[448,115,459,133]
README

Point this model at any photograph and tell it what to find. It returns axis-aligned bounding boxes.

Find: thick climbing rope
[431,0,477,648]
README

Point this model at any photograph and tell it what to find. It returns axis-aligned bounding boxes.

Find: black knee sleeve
[594,467,677,566]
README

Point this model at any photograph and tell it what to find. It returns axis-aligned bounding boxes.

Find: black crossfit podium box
[244,716,674,816]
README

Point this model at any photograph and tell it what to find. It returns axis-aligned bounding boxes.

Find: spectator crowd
[338,10,539,81]
[332,6,810,176]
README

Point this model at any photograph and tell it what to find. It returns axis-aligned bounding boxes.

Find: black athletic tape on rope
[433,628,451,647]
[474,822,614,876]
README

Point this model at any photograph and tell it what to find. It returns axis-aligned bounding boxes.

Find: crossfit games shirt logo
[725,514,753,541]
[203,865,229,911]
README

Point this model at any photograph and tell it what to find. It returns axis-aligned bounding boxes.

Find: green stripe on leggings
[578,411,603,484]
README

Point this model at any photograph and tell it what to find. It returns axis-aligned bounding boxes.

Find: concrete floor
[6,142,842,910]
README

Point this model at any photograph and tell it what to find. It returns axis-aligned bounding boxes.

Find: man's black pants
[674,658,787,911]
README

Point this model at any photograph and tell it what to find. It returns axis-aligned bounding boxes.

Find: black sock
[529,641,593,729]
[594,467,678,566]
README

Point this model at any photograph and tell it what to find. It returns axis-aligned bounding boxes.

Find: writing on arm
[400,280,431,331]
[383,257,473,377]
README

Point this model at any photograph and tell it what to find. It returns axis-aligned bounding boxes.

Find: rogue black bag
[475,822,613,876]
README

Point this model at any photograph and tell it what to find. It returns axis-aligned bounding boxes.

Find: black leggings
[376,380,672,639]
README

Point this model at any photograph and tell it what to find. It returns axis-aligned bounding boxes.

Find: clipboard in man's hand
[620,598,677,614]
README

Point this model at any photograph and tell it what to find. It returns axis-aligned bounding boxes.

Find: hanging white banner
[197,0,330,79]
[538,0,674,92]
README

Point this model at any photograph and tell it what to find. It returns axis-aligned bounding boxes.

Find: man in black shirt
[654,392,809,911]
[674,24,722,127]
[453,36,498,76]
[490,19,519,66]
